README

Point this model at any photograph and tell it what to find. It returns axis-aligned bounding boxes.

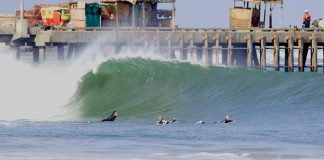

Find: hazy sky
[0,0,322,28]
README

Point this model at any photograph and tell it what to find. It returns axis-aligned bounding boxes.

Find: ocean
[0,46,323,160]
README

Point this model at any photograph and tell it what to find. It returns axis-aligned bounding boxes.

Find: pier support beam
[252,44,259,67]
[311,32,318,72]
[227,32,233,66]
[144,32,149,53]
[260,35,266,70]
[189,35,197,62]
[273,32,280,71]
[155,30,161,54]
[74,45,83,58]
[57,45,65,61]
[15,46,21,60]
[302,44,310,68]
[287,36,294,72]
[213,32,220,65]
[38,47,46,63]
[114,44,122,55]
[297,32,304,72]
[67,44,74,60]
[221,45,227,66]
[247,33,252,68]
[203,33,209,65]
[167,33,174,59]
[33,47,39,63]
[179,33,184,61]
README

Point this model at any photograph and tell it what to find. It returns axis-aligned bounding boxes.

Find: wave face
[75,58,324,124]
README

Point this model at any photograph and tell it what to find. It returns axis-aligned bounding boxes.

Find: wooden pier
[1,27,324,73]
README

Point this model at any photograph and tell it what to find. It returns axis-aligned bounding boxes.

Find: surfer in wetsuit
[102,111,118,122]
[157,116,168,124]
[171,117,177,123]
[221,115,233,123]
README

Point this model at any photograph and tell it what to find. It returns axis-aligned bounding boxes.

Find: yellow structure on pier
[230,0,284,29]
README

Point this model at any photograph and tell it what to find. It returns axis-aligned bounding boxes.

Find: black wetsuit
[223,119,233,123]
[102,115,116,122]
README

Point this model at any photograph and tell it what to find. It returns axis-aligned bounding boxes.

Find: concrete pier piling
[1,27,324,74]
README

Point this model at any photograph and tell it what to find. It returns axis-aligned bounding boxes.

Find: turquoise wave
[73,58,324,123]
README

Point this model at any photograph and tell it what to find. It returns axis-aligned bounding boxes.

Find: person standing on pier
[302,10,311,28]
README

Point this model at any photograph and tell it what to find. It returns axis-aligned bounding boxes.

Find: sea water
[0,45,324,160]
[0,121,323,160]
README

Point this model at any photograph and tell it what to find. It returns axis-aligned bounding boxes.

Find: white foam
[0,45,109,121]
[176,152,251,160]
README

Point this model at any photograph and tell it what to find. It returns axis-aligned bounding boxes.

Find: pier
[0,0,323,73]
[1,27,323,73]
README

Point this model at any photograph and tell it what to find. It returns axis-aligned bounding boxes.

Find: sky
[0,0,323,28]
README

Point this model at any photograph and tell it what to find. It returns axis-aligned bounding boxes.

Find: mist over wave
[0,45,109,121]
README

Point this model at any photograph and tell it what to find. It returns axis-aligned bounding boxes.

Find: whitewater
[0,44,324,160]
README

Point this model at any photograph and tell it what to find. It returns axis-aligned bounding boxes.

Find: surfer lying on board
[157,116,169,124]
[102,111,118,122]
[157,117,177,124]
[220,115,234,123]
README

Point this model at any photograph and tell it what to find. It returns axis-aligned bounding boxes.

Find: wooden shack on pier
[230,0,284,29]
[100,0,176,28]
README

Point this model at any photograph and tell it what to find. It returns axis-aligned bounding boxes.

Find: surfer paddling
[157,116,169,124]
[102,111,118,122]
[220,115,234,124]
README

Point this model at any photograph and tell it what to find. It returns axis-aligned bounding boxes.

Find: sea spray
[0,45,109,121]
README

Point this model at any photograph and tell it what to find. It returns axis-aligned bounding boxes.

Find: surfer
[102,111,118,122]
[195,120,205,124]
[157,116,168,124]
[220,115,234,123]
[171,117,177,123]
